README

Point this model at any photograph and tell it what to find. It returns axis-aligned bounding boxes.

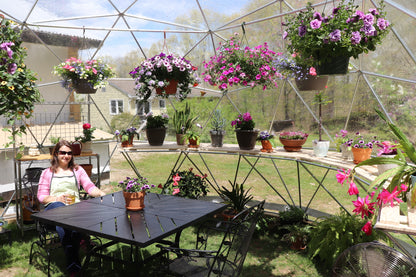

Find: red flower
[158,184,163,189]
[348,181,359,195]
[352,195,375,219]
[377,186,404,207]
[361,221,373,235]
[83,123,91,130]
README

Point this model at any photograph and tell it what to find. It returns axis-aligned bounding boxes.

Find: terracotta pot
[81,141,93,154]
[351,147,372,164]
[121,135,134,148]
[295,75,328,91]
[235,129,259,150]
[176,133,187,145]
[155,79,178,95]
[80,164,93,177]
[71,141,82,156]
[123,191,145,211]
[316,56,350,75]
[279,138,307,152]
[221,208,237,221]
[188,138,199,148]
[260,140,273,153]
[72,78,97,94]
[146,127,166,146]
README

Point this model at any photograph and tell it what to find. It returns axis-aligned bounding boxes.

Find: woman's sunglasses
[58,151,73,156]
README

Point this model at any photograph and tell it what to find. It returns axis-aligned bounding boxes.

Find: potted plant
[115,127,140,148]
[279,131,309,152]
[375,140,399,175]
[231,112,259,150]
[209,109,226,147]
[48,136,62,154]
[283,1,390,75]
[256,131,274,153]
[312,92,332,157]
[75,123,96,153]
[274,53,328,91]
[186,123,202,148]
[281,223,312,250]
[129,52,200,102]
[118,176,155,211]
[202,33,280,92]
[53,57,115,93]
[219,180,253,219]
[345,132,376,164]
[161,168,209,199]
[172,103,198,145]
[145,112,169,146]
[0,15,42,157]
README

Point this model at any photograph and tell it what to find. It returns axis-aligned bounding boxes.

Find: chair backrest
[209,200,265,277]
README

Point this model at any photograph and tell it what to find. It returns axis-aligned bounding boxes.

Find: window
[159,99,166,109]
[110,100,123,115]
[137,101,151,115]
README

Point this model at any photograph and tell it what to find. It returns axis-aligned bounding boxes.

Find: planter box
[375,204,416,235]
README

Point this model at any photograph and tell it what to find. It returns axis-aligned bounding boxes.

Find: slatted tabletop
[32,192,226,247]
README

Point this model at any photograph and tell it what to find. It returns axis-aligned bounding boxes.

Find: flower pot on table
[121,135,134,148]
[72,79,97,94]
[146,127,166,146]
[156,79,178,95]
[316,56,350,75]
[210,130,225,147]
[260,140,273,153]
[312,140,330,157]
[235,129,259,150]
[81,141,93,154]
[176,133,187,145]
[71,141,82,156]
[123,191,145,211]
[340,144,353,160]
[279,138,307,152]
[351,147,372,164]
[188,138,199,148]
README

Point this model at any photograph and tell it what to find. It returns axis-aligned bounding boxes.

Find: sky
[0,0,252,57]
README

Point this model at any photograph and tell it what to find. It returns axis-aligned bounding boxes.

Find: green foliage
[279,205,306,225]
[210,109,227,131]
[110,113,142,133]
[162,168,209,199]
[281,223,312,245]
[172,103,198,134]
[308,210,388,270]
[145,113,169,129]
[219,180,253,212]
[49,136,61,144]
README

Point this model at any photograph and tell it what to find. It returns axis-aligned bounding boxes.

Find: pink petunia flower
[172,188,180,195]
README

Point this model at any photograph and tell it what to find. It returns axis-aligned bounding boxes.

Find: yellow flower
[1,81,7,86]
[17,68,23,72]
[8,86,14,91]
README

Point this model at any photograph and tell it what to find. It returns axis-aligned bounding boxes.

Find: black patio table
[31,191,226,269]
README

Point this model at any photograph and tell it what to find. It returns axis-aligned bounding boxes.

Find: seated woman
[37,140,105,275]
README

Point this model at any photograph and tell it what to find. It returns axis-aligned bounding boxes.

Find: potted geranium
[209,109,227,147]
[53,57,115,93]
[115,127,139,148]
[129,52,199,102]
[256,131,274,153]
[279,131,309,152]
[202,33,280,92]
[0,15,42,156]
[274,53,328,91]
[118,176,155,211]
[75,123,96,154]
[145,112,169,146]
[161,168,209,199]
[231,112,259,150]
[283,0,390,74]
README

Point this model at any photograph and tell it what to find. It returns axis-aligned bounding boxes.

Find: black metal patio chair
[156,200,265,276]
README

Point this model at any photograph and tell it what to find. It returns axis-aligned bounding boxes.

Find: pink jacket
[37,166,99,203]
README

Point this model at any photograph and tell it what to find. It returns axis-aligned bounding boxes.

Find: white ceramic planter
[312,140,330,157]
[377,154,398,175]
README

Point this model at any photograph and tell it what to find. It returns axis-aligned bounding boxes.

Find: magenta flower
[377,186,404,207]
[310,19,322,29]
[172,188,180,195]
[329,29,341,42]
[377,18,389,30]
[348,181,359,195]
[361,221,373,235]
[352,195,375,219]
[336,169,351,185]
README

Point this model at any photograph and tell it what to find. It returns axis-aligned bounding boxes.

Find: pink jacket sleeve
[74,166,99,195]
[37,168,52,203]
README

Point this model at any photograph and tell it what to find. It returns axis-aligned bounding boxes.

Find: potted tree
[130,52,199,102]
[209,110,226,147]
[172,103,198,145]
[219,180,253,220]
[283,1,390,75]
[312,92,331,157]
[53,57,115,93]
[145,112,169,146]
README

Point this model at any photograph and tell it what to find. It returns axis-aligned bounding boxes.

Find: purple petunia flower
[310,19,322,29]
[351,31,362,45]
[363,13,374,25]
[313,11,323,21]
[329,29,341,42]
[361,24,376,36]
[377,18,389,30]
[298,25,307,37]
[282,31,288,40]
[7,63,17,74]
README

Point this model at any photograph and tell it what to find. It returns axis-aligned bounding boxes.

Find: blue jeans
[45,201,81,272]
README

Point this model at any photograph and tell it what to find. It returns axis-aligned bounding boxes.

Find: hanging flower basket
[295,75,328,90]
[316,56,350,75]
[72,79,97,94]
[155,79,178,95]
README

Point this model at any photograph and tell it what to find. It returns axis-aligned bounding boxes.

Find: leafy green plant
[210,109,227,131]
[279,205,305,225]
[172,103,198,134]
[145,112,169,129]
[281,223,312,248]
[219,180,253,213]
[162,168,209,199]
[49,136,62,144]
[307,210,388,270]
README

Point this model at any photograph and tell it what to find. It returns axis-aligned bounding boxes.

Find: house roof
[108,78,221,99]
